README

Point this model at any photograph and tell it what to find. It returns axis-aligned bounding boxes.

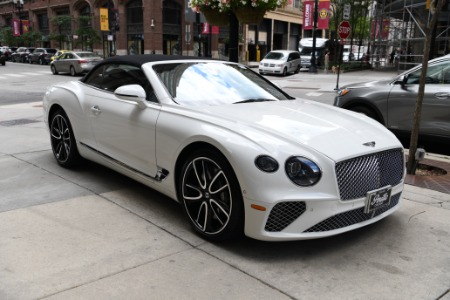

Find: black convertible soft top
[102,54,214,68]
[80,54,223,83]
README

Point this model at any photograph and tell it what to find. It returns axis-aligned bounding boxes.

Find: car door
[81,63,161,178]
[386,59,450,138]
[58,53,72,73]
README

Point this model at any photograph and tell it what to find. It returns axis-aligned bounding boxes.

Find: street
[1,62,450,299]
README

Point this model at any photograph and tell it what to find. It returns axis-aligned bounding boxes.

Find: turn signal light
[251,204,266,211]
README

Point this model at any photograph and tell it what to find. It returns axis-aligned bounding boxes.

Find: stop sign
[338,21,351,39]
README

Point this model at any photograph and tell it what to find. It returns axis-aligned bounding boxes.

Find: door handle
[434,92,449,99]
[91,105,101,115]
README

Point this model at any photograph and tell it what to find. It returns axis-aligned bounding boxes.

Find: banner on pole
[303,1,330,30]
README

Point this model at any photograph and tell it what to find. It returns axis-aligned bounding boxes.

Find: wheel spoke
[208,170,229,195]
[183,184,203,201]
[193,159,207,189]
[210,199,230,226]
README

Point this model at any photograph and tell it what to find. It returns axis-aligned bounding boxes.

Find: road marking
[305,92,323,97]
[22,72,45,76]
[4,74,24,77]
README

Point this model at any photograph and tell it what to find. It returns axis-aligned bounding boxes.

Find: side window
[407,60,450,84]
[97,64,157,102]
[84,65,104,88]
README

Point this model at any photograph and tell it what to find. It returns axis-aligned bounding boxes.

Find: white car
[43,55,405,242]
[259,50,301,76]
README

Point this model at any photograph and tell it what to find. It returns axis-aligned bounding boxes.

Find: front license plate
[364,186,392,214]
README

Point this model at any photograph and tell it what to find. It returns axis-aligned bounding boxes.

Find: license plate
[364,186,392,214]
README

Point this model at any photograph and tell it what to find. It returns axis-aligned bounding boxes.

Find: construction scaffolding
[369,0,450,71]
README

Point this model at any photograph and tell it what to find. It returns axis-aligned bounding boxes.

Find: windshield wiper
[233,98,276,104]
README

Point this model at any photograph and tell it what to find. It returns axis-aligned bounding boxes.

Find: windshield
[264,52,285,60]
[300,48,320,56]
[153,62,292,106]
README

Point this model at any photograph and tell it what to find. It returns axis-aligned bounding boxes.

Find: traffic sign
[338,21,351,39]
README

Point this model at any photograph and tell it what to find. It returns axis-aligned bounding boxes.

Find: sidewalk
[1,75,450,299]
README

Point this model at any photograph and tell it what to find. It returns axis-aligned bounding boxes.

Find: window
[84,64,156,102]
[407,60,450,84]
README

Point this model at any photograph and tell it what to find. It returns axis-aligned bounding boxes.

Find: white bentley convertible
[43,55,405,241]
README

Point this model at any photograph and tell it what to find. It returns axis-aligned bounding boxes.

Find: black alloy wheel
[179,149,244,241]
[50,110,81,167]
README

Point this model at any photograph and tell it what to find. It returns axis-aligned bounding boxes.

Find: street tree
[406,0,446,174]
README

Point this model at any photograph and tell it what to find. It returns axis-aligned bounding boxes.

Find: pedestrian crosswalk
[0,70,52,80]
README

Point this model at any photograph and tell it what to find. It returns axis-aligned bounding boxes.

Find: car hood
[198,99,401,162]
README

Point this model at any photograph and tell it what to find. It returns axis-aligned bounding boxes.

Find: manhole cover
[0,118,40,126]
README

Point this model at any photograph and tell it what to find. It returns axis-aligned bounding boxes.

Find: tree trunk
[406,0,445,174]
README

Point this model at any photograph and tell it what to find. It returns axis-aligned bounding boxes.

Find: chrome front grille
[304,193,401,233]
[265,202,306,232]
[336,149,404,201]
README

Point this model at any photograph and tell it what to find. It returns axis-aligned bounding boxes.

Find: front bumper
[259,66,283,74]
[243,183,403,241]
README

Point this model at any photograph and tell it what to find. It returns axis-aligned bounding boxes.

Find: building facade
[0,0,303,60]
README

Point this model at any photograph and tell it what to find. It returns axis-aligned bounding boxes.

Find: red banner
[371,19,390,39]
[303,1,330,30]
[11,19,30,36]
[201,23,220,34]
[12,19,21,36]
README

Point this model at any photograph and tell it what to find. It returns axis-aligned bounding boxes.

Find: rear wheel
[70,66,77,76]
[178,148,244,241]
[49,109,81,168]
[39,58,45,65]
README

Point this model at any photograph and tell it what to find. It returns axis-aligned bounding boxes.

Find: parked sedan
[29,48,57,65]
[11,47,35,63]
[43,55,405,242]
[334,54,450,146]
[259,50,301,76]
[50,51,103,76]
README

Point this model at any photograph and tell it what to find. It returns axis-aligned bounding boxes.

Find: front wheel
[349,105,380,123]
[50,109,81,168]
[282,67,287,76]
[178,149,244,241]
[51,65,58,75]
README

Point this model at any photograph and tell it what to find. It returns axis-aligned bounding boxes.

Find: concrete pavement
[1,71,450,299]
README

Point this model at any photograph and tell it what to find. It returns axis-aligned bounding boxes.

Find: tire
[350,105,380,122]
[282,67,287,76]
[178,148,244,241]
[70,66,77,76]
[295,65,300,74]
[51,65,58,75]
[49,109,81,168]
[39,58,44,65]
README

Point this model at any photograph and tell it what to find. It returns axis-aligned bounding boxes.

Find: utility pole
[309,0,318,73]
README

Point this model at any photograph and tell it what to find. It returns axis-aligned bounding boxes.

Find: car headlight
[338,88,350,96]
[285,157,321,186]
[255,155,279,173]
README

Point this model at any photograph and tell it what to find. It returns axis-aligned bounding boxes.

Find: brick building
[0,0,303,60]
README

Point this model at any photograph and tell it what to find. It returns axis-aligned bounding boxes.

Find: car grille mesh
[336,149,404,201]
[265,202,306,232]
[304,193,400,233]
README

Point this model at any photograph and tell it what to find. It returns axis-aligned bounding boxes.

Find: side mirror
[395,75,407,86]
[114,84,147,109]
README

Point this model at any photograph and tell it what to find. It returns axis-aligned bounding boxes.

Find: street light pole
[309,0,318,73]
[13,0,24,36]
